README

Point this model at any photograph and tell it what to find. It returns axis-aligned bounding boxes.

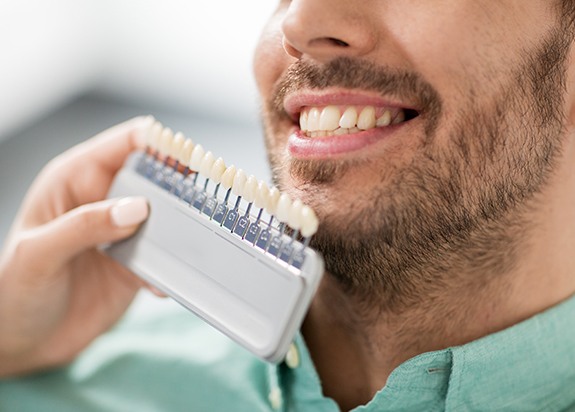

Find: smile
[283,91,421,158]
[299,105,415,138]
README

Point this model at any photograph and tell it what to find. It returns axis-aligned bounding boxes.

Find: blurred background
[0,0,278,240]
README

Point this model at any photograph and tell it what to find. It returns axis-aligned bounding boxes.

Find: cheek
[253,12,295,103]
[387,2,555,103]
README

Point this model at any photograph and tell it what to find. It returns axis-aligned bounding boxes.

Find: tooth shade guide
[109,150,324,362]
[134,122,321,263]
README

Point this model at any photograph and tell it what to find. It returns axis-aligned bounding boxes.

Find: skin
[255,0,575,409]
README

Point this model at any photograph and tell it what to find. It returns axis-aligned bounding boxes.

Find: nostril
[283,36,303,59]
[328,38,349,47]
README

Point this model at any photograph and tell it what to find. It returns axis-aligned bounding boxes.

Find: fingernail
[111,197,149,227]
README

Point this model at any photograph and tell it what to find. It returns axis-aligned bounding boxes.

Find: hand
[0,117,153,377]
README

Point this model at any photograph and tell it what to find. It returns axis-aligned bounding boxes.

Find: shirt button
[285,342,300,369]
[268,387,282,410]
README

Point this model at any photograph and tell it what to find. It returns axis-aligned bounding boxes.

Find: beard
[262,28,571,313]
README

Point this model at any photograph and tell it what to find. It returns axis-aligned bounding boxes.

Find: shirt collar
[274,293,575,411]
[446,293,575,410]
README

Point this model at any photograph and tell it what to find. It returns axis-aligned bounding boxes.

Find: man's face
[254,1,573,307]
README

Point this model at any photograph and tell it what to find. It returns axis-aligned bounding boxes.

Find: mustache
[271,57,443,129]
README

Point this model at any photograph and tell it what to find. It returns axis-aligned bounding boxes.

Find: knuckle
[2,231,45,277]
[10,232,35,264]
[70,205,102,234]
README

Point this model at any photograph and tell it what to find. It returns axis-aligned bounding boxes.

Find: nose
[281,0,377,62]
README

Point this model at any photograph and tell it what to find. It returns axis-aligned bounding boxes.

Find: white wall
[0,0,105,140]
[98,0,277,125]
[0,1,277,140]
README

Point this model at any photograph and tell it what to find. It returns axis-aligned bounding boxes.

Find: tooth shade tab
[300,206,319,237]
[210,157,226,183]
[243,175,258,203]
[189,144,205,171]
[199,151,216,177]
[266,187,281,216]
[179,139,195,166]
[160,128,174,156]
[288,199,304,230]
[276,193,292,224]
[221,165,237,189]
[171,132,185,160]
[254,181,270,209]
[141,116,155,147]
[149,121,163,150]
[232,169,247,196]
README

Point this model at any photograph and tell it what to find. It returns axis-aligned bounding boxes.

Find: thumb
[24,197,149,271]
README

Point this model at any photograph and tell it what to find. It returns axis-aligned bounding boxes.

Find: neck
[303,141,575,411]
[304,272,575,411]
[302,276,508,410]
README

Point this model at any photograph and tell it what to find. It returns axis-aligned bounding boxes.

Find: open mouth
[298,105,419,138]
[283,91,422,158]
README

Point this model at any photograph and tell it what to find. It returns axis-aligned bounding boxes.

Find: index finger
[18,116,155,225]
[63,116,155,207]
[59,116,154,174]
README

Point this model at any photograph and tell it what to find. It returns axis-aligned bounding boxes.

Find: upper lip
[283,88,421,122]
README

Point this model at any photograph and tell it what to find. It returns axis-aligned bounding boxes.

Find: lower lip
[287,125,403,159]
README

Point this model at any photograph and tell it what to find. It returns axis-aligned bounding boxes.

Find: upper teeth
[299,105,406,136]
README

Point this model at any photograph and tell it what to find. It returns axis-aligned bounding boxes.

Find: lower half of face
[259,25,571,310]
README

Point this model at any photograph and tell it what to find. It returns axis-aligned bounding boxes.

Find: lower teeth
[304,126,366,138]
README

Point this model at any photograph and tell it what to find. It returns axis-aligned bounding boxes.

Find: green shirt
[2,293,575,411]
